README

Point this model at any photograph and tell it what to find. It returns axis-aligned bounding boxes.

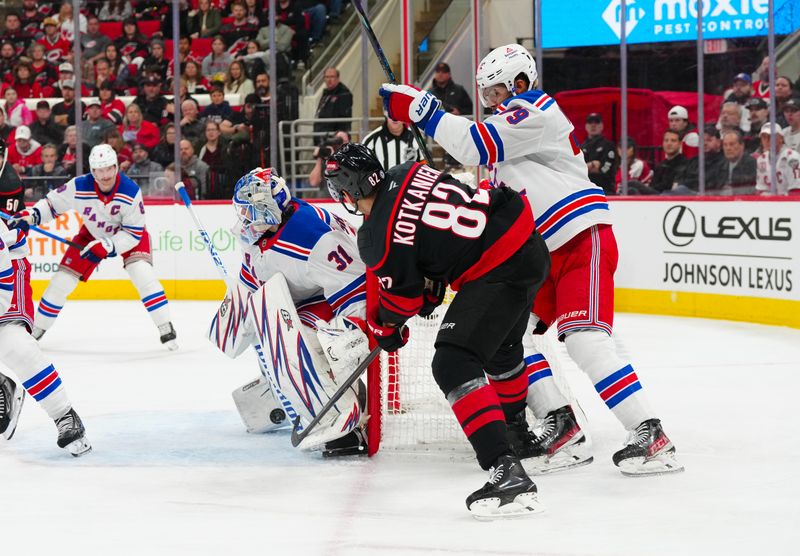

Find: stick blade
[290,416,304,447]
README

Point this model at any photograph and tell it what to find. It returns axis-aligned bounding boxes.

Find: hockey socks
[34,271,79,333]
[522,352,570,419]
[127,261,172,327]
[449,378,510,470]
[486,362,528,420]
[0,323,71,420]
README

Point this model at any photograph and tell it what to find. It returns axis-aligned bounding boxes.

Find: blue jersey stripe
[540,98,556,111]
[327,274,367,306]
[485,123,505,163]
[335,292,367,314]
[272,246,308,261]
[469,126,489,165]
[425,109,446,136]
[540,203,609,241]
[539,188,604,224]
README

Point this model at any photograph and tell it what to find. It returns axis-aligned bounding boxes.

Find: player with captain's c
[7,144,178,349]
[380,44,683,476]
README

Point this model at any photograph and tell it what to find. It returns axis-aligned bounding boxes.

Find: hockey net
[366,291,572,455]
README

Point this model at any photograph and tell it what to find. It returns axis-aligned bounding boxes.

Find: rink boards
[26,197,800,329]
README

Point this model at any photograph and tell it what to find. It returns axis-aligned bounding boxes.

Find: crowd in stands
[0,0,339,199]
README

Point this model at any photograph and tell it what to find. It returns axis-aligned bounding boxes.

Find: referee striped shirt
[362,122,423,171]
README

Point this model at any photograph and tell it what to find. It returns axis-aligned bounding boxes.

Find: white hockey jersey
[756,147,800,195]
[30,173,146,255]
[423,90,612,250]
[237,200,367,325]
[0,220,18,314]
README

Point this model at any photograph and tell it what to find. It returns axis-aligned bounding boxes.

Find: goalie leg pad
[209,282,255,359]
[231,376,288,433]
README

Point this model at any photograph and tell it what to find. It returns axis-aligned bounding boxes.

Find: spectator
[57,125,90,177]
[0,42,17,82]
[429,62,473,116]
[180,99,205,147]
[168,36,199,84]
[98,0,134,22]
[202,36,234,83]
[1,13,34,57]
[8,125,42,174]
[133,76,170,126]
[308,130,349,191]
[651,130,688,193]
[756,123,800,196]
[0,107,14,142]
[81,14,111,63]
[92,57,116,94]
[224,60,255,103]
[150,123,177,168]
[294,0,327,44]
[744,97,769,152]
[581,112,616,195]
[103,44,128,90]
[119,103,160,149]
[29,100,63,146]
[134,0,169,21]
[182,60,209,95]
[79,59,98,97]
[81,100,116,148]
[220,1,260,46]
[188,0,223,39]
[20,0,45,40]
[244,0,268,27]
[114,17,148,63]
[667,105,701,152]
[721,130,757,192]
[269,0,311,64]
[314,67,352,134]
[143,39,170,84]
[752,56,771,99]
[104,130,132,172]
[127,143,164,191]
[362,116,423,171]
[181,139,210,199]
[28,143,68,193]
[679,125,727,192]
[253,71,271,102]
[28,43,58,92]
[239,40,269,81]
[775,76,796,127]
[255,21,294,54]
[201,86,234,123]
[11,59,46,100]
[718,101,745,135]
[782,98,800,151]
[613,137,653,192]
[98,81,125,125]
[37,17,72,64]
[51,79,85,127]
[55,1,87,43]
[4,88,33,127]
[724,73,753,106]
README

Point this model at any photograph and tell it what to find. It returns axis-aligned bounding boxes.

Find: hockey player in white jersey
[7,144,178,349]
[0,166,90,456]
[209,167,371,456]
[756,123,800,195]
[381,44,683,476]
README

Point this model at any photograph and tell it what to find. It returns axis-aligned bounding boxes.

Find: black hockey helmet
[324,143,385,214]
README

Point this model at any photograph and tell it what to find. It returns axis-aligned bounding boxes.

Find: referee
[362,117,423,170]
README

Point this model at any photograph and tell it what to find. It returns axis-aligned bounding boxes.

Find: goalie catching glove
[316,316,371,378]
[379,83,441,129]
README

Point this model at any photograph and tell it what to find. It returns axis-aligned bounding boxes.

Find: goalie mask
[324,143,385,215]
[233,167,286,244]
[476,44,538,109]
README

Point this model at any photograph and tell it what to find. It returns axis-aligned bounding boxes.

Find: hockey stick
[350,0,434,163]
[0,212,83,250]
[290,345,381,447]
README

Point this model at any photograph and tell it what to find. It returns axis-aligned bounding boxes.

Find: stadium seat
[191,38,213,59]
[99,21,123,40]
[221,17,234,25]
[164,40,174,60]
[138,20,161,37]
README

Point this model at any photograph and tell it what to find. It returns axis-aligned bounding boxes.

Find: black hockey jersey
[358,161,535,325]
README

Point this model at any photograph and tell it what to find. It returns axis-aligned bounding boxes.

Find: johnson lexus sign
[541,0,800,48]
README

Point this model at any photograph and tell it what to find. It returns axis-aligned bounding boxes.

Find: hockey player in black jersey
[325,143,551,519]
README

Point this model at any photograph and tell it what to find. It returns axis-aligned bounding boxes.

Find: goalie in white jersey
[756,123,800,195]
[381,44,683,476]
[8,145,178,349]
[208,167,371,456]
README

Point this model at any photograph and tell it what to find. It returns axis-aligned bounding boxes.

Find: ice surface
[3,302,799,555]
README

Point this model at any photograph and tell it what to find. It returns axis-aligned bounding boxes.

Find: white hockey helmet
[89,144,118,172]
[232,167,287,244]
[475,44,538,108]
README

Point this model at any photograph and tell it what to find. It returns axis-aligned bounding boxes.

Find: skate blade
[163,340,179,351]
[523,439,594,476]
[2,389,25,441]
[469,493,546,521]
[64,437,92,457]
[618,453,684,477]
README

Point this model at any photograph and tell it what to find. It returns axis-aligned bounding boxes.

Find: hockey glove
[6,208,41,233]
[317,316,370,378]
[419,279,446,318]
[80,238,116,263]
[379,83,441,129]
[368,318,409,353]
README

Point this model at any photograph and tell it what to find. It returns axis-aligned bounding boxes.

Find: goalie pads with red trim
[248,273,365,451]
[208,282,255,359]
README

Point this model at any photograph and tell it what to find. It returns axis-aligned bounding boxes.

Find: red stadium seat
[138,20,161,37]
[99,21,123,40]
[164,39,174,60]
[191,38,213,59]
[221,17,234,25]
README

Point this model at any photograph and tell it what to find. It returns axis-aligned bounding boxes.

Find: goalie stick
[350,0,434,163]
[290,345,380,447]
[0,212,84,250]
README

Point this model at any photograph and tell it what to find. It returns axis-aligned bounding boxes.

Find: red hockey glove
[80,238,116,264]
[379,83,441,128]
[367,318,409,353]
[419,280,446,318]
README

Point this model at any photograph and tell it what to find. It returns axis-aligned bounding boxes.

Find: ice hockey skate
[522,406,594,475]
[55,408,92,457]
[613,418,683,476]
[466,455,545,520]
[158,322,178,351]
[322,428,368,458]
[0,375,25,440]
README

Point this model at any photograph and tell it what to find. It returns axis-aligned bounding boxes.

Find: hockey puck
[270,409,286,424]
